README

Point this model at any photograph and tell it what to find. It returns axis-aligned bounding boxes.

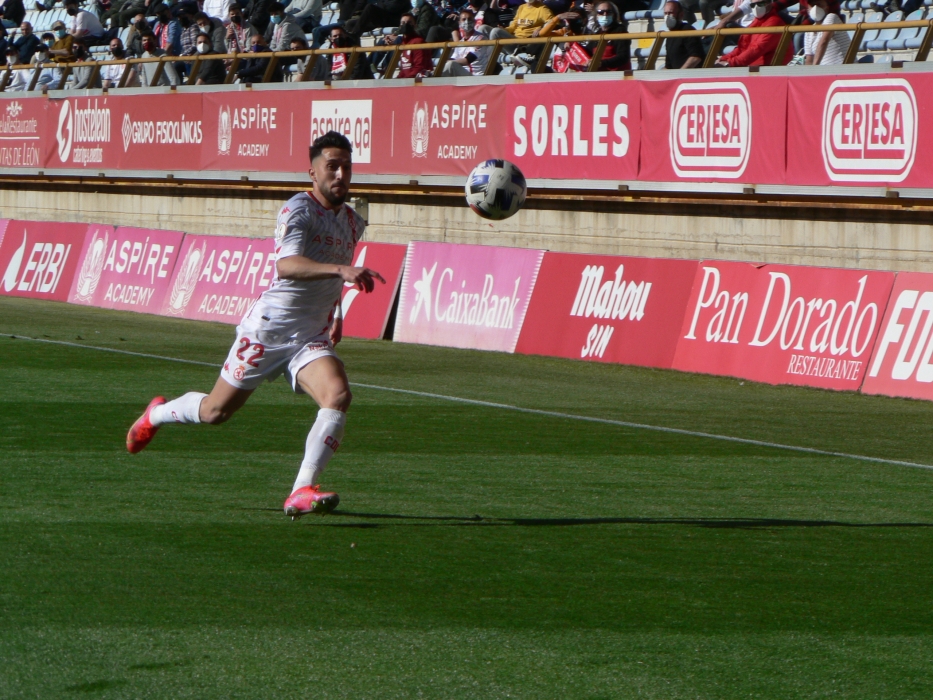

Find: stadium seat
[623,10,639,20]
[866,10,903,50]
[859,10,884,49]
[785,4,800,12]
[859,0,876,8]
[650,9,664,18]
[885,8,924,49]
[874,52,894,61]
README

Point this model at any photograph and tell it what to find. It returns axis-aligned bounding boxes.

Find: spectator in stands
[307,26,374,78]
[137,31,181,83]
[715,0,791,65]
[289,33,309,75]
[803,0,848,64]
[153,5,182,55]
[14,21,41,64]
[467,0,501,33]
[345,0,412,36]
[203,0,233,22]
[116,0,149,30]
[412,0,440,37]
[237,31,282,80]
[126,15,151,57]
[582,1,630,70]
[442,7,490,74]
[0,25,9,57]
[489,0,553,47]
[663,0,703,67]
[717,0,754,49]
[265,2,304,50]
[283,0,322,32]
[395,12,432,76]
[193,30,227,81]
[65,0,106,41]
[70,41,103,87]
[102,38,138,86]
[48,20,75,63]
[226,4,258,52]
[7,41,56,89]
[196,11,227,53]
[0,0,24,29]
[178,7,201,55]
[245,0,275,33]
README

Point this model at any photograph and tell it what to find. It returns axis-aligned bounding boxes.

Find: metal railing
[2,19,930,92]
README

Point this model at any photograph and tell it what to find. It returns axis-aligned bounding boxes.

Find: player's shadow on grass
[327,512,933,529]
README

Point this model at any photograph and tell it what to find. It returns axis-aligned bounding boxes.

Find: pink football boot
[126,397,166,454]
[284,485,340,520]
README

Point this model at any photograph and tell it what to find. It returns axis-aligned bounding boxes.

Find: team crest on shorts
[233,365,245,381]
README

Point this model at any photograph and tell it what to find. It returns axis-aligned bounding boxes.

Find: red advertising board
[69,225,185,314]
[0,97,44,168]
[639,77,786,184]
[787,74,930,188]
[515,252,698,367]
[0,220,88,301]
[160,234,276,324]
[862,272,933,400]
[339,242,407,340]
[395,241,544,352]
[673,261,895,390]
[505,80,640,181]
[45,93,203,171]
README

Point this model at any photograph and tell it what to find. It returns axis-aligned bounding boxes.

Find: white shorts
[219,319,339,393]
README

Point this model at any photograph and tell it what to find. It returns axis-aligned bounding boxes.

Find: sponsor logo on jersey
[570,264,652,359]
[512,103,630,159]
[669,82,751,178]
[310,99,372,163]
[73,228,108,302]
[411,101,429,158]
[1,230,73,295]
[56,98,111,165]
[821,79,917,183]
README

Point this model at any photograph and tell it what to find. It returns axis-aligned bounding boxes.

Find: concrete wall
[2,185,932,272]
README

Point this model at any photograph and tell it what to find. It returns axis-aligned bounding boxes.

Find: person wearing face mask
[715,0,791,66]
[192,31,227,82]
[662,1,703,68]
[442,8,491,75]
[154,5,182,55]
[195,11,227,53]
[48,21,75,63]
[263,2,304,51]
[178,9,202,56]
[100,38,140,87]
[64,0,105,41]
[394,13,433,77]
[307,27,374,79]
[69,41,103,89]
[225,5,258,53]
[137,31,181,84]
[236,32,283,81]
[581,1,630,70]
[803,0,848,64]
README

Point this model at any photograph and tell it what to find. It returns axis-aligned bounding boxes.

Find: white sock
[292,408,346,492]
[150,392,207,426]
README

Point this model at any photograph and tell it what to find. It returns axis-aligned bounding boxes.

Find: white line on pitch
[4,332,933,473]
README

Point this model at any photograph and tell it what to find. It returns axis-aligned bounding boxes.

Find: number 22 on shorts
[235,337,265,367]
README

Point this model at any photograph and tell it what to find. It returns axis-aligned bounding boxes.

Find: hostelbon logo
[56,99,111,165]
[669,82,751,179]
[821,79,917,183]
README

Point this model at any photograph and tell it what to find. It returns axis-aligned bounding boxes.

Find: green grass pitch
[3,295,933,698]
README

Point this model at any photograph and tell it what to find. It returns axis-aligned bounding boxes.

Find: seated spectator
[102,37,140,86]
[14,21,41,64]
[245,0,274,34]
[307,27,374,78]
[283,0,322,32]
[582,2,630,70]
[264,2,304,50]
[70,41,103,88]
[153,5,182,55]
[467,0,502,34]
[138,31,181,84]
[442,8,490,75]
[0,0,24,29]
[116,0,148,29]
[489,0,553,52]
[236,32,282,81]
[225,4,258,52]
[8,42,56,90]
[412,0,440,38]
[202,0,233,22]
[196,12,227,53]
[395,13,432,77]
[126,15,151,57]
[715,0,791,66]
[662,0,703,67]
[193,30,227,82]
[48,20,75,63]
[344,0,412,37]
[178,8,201,56]
[804,0,848,64]
[65,0,106,41]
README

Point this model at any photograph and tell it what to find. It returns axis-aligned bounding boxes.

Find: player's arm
[276,255,386,292]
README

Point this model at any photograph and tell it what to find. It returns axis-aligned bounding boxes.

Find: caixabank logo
[821,79,917,183]
[669,82,751,179]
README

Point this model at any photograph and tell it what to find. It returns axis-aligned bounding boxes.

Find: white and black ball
[465,159,527,221]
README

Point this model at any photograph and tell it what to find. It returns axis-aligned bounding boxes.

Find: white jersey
[246,191,364,338]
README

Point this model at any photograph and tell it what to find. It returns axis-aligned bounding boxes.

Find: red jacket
[723,9,792,67]
[397,36,434,78]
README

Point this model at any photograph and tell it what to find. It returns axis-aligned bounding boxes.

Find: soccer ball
[465,159,527,221]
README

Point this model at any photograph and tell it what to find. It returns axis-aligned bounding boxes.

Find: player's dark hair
[309,131,353,164]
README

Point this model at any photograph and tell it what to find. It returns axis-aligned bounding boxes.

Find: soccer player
[126,130,385,519]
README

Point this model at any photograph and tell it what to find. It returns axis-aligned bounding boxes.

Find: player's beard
[320,182,348,207]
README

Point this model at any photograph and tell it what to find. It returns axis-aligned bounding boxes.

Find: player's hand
[330,316,343,345]
[339,265,386,293]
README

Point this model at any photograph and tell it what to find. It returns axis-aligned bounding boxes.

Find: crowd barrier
[4,217,933,402]
[3,67,931,194]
